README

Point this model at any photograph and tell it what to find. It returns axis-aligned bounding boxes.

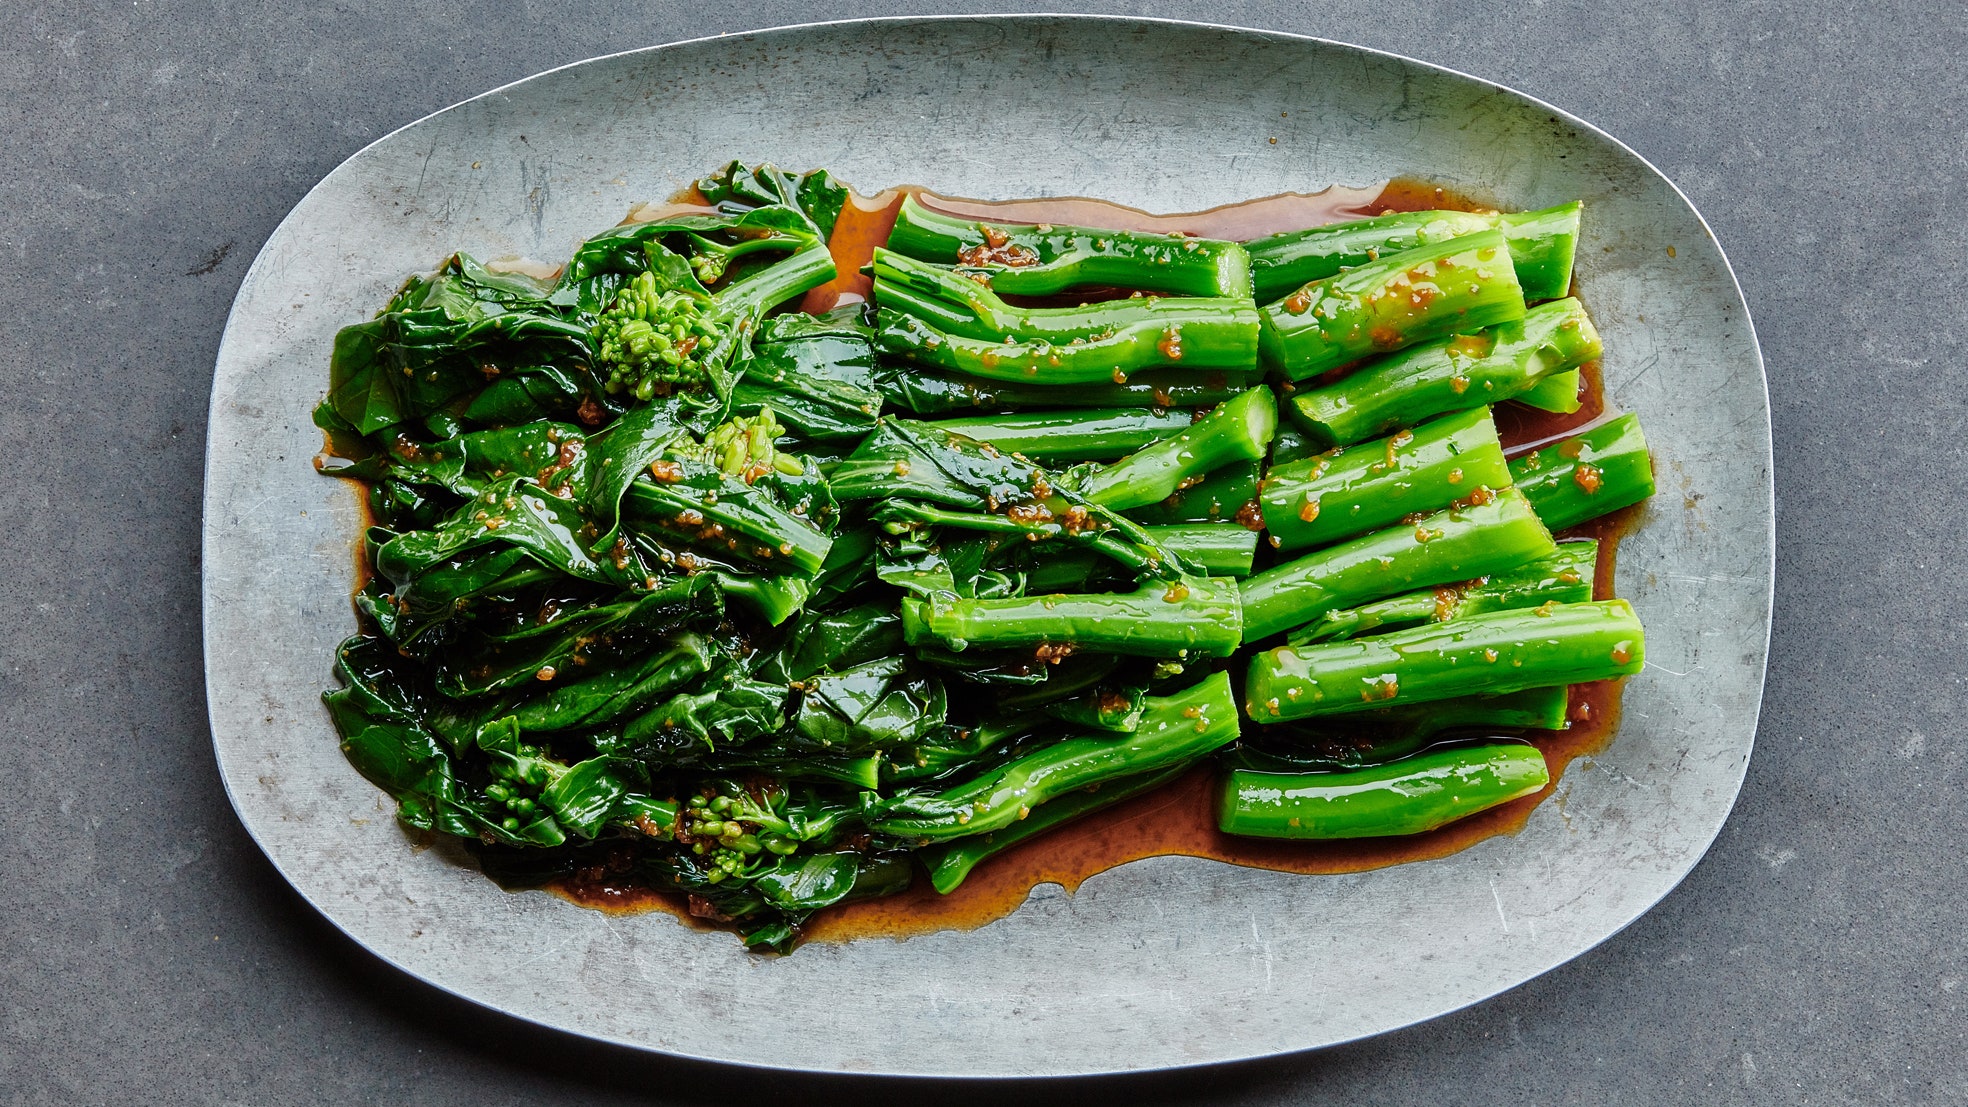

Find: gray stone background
[1,1,1955,1102]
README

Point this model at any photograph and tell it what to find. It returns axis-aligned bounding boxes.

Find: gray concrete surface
[0,1,1956,1102]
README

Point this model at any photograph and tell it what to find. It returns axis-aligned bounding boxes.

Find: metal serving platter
[203,16,1771,1077]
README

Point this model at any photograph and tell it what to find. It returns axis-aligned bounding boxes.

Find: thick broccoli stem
[1245,599,1645,722]
[869,672,1240,841]
[620,471,832,576]
[1024,525,1258,588]
[1218,743,1550,839]
[1290,540,1597,643]
[1146,525,1258,576]
[1259,406,1511,553]
[713,242,838,321]
[1501,203,1584,304]
[1268,424,1325,468]
[872,249,1258,346]
[926,407,1191,464]
[1077,386,1277,511]
[1509,413,1656,530]
[1121,461,1260,526]
[1514,368,1582,413]
[884,194,1254,299]
[901,574,1243,659]
[1234,687,1572,774]
[1247,202,1582,303]
[1259,229,1528,380]
[713,572,812,626]
[1239,486,1556,642]
[875,300,1259,384]
[1328,685,1573,734]
[876,366,1257,414]
[1286,297,1602,447]
[921,762,1192,893]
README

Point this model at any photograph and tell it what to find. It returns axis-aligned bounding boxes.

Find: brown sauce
[799,190,905,313]
[547,178,1644,946]
[917,182,1387,241]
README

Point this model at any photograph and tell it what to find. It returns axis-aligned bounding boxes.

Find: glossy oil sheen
[205,17,1771,1077]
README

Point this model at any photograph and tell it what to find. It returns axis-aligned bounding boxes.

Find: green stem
[1245,599,1644,722]
[883,713,1048,787]
[1120,461,1260,526]
[1288,539,1597,643]
[1145,525,1258,576]
[1230,687,1572,773]
[1023,525,1259,588]
[1267,424,1325,468]
[872,249,1258,347]
[1247,202,1582,303]
[868,673,1239,841]
[1500,203,1584,303]
[1218,743,1550,838]
[922,762,1193,893]
[1284,297,1601,447]
[1259,229,1528,380]
[1258,406,1511,553]
[902,574,1243,659]
[926,406,1192,464]
[885,194,1254,298]
[1239,485,1556,642]
[712,572,812,626]
[1513,368,1582,413]
[1077,386,1277,511]
[874,301,1260,384]
[620,469,833,576]
[713,243,838,320]
[1509,413,1656,530]
[873,500,1163,577]
[874,365,1258,414]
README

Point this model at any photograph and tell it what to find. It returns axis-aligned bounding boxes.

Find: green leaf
[540,757,631,837]
[791,656,946,753]
[750,851,859,913]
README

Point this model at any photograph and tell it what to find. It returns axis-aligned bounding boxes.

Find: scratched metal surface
[201,16,1770,1076]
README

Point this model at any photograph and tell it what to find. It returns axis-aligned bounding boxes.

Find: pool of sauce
[542,178,1644,944]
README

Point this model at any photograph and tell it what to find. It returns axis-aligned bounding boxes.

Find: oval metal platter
[203,16,1771,1077]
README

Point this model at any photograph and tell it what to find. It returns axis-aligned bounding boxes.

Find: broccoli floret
[693,405,803,483]
[593,269,727,399]
[677,780,810,883]
[479,734,571,833]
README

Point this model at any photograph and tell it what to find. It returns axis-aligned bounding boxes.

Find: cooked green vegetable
[1246,201,1581,303]
[1073,386,1277,511]
[1246,600,1645,722]
[318,165,1651,953]
[922,762,1193,893]
[1239,486,1557,642]
[925,406,1192,464]
[1289,540,1597,644]
[867,672,1239,840]
[1219,743,1551,839]
[1284,297,1601,447]
[1258,406,1511,552]
[885,193,1253,298]
[874,365,1257,414]
[902,574,1244,659]
[1122,460,1261,526]
[1509,413,1657,530]
[1227,687,1572,774]
[1259,230,1528,380]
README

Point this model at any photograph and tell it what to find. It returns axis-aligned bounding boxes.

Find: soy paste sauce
[555,178,1644,943]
